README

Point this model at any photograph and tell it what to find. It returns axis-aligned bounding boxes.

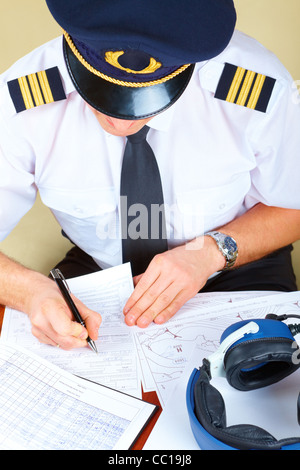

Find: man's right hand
[0,251,101,350]
[27,277,102,349]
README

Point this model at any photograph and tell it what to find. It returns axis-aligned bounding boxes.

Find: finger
[78,306,102,341]
[32,299,88,345]
[52,294,101,341]
[133,273,143,287]
[31,324,87,350]
[135,283,184,328]
[124,275,173,326]
[31,326,58,347]
[153,289,190,325]
[124,257,162,312]
[51,303,87,338]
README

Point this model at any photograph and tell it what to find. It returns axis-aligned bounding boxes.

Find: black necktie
[120,126,168,276]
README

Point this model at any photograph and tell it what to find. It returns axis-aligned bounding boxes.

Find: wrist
[185,236,226,276]
[204,231,238,270]
[0,253,52,313]
[24,272,59,314]
[203,235,227,273]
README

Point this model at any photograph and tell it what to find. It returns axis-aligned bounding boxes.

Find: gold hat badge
[105,50,162,75]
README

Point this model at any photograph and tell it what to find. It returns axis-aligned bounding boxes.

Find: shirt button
[219,203,226,210]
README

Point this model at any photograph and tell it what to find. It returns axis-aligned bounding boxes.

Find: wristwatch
[205,231,238,270]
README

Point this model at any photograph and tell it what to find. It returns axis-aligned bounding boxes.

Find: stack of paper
[2,263,300,449]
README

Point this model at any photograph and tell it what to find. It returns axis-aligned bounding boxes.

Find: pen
[50,268,98,354]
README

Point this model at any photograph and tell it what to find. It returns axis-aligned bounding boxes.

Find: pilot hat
[46,0,236,119]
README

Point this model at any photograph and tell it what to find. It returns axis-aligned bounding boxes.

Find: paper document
[0,341,157,450]
[144,290,300,449]
[2,265,277,407]
[133,290,277,406]
[2,263,141,397]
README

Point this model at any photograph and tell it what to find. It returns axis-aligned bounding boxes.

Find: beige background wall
[0,0,300,283]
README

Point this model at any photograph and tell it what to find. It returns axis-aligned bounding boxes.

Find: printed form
[3,264,300,449]
[143,290,300,449]
[0,341,156,450]
[2,263,141,397]
[1,264,281,408]
[132,290,278,406]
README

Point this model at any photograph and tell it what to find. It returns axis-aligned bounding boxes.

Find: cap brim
[63,36,195,120]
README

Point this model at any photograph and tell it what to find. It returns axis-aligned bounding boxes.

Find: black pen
[50,268,98,354]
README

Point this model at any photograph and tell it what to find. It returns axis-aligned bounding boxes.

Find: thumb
[73,298,102,341]
[84,310,102,341]
[50,303,86,339]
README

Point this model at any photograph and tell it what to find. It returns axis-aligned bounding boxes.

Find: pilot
[0,0,299,349]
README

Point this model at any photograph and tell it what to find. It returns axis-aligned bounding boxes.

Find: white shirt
[0,30,300,269]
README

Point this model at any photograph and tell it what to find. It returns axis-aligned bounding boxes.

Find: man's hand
[122,205,300,328]
[0,251,102,350]
[123,236,225,328]
[27,277,102,350]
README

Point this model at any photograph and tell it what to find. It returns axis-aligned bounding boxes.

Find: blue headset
[186,314,300,450]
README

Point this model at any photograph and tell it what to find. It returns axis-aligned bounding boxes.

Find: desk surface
[0,303,161,450]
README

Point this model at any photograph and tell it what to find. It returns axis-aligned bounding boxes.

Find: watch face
[224,236,237,255]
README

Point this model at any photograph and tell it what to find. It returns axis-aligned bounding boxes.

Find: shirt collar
[58,56,76,96]
[147,61,207,132]
[147,98,177,132]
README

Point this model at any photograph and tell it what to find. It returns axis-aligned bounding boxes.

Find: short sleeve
[0,95,37,241]
[245,76,300,210]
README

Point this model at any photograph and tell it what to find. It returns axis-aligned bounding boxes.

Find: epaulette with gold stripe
[215,63,276,113]
[7,66,66,113]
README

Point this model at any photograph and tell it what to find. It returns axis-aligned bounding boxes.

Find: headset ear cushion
[192,367,297,450]
[193,367,227,430]
[224,338,300,391]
